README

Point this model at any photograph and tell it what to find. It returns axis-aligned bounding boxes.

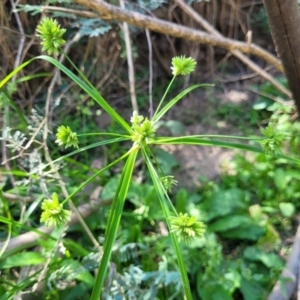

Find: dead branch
[174,0,291,99]
[73,0,283,73]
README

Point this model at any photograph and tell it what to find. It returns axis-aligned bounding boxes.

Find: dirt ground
[161,88,253,189]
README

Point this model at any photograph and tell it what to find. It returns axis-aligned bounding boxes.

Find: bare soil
[161,88,255,189]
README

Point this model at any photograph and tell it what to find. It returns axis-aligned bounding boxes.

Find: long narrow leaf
[150,136,300,165]
[30,137,128,175]
[36,55,132,133]
[143,151,192,300]
[152,84,213,123]
[1,90,27,126]
[0,56,132,133]
[0,60,33,88]
[90,147,138,300]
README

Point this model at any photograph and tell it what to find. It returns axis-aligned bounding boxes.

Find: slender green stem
[143,151,192,300]
[152,75,176,121]
[77,132,131,139]
[150,136,264,152]
[90,147,138,300]
[168,134,263,140]
[144,146,177,215]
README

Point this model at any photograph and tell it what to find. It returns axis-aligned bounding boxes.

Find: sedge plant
[1,17,300,299]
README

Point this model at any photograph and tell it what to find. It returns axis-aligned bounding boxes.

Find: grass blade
[152,84,213,123]
[90,146,138,300]
[143,150,192,300]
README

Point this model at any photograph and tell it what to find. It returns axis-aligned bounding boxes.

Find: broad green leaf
[63,239,90,257]
[279,202,295,218]
[198,282,233,300]
[243,246,284,269]
[199,188,248,221]
[220,224,265,241]
[253,98,271,110]
[274,168,288,190]
[240,278,266,300]
[257,224,281,251]
[209,215,254,232]
[165,120,185,135]
[60,282,90,300]
[175,188,189,214]
[0,252,45,269]
[101,177,119,200]
[154,148,178,174]
[127,182,155,206]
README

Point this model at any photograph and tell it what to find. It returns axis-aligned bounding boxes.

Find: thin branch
[40,5,99,18]
[73,0,283,73]
[119,0,138,113]
[145,29,153,118]
[174,0,291,99]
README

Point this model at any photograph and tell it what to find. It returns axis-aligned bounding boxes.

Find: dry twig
[174,0,291,99]
[72,0,283,73]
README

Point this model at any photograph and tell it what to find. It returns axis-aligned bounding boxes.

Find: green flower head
[170,213,206,243]
[40,193,71,227]
[160,175,178,192]
[36,17,66,56]
[55,125,79,149]
[130,111,155,146]
[260,123,285,155]
[171,56,197,76]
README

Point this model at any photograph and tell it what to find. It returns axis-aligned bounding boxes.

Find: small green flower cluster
[170,213,206,243]
[260,123,286,155]
[40,193,71,227]
[171,56,197,76]
[36,17,66,56]
[55,125,79,149]
[160,175,178,192]
[130,111,156,146]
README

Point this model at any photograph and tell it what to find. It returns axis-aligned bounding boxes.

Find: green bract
[36,17,66,56]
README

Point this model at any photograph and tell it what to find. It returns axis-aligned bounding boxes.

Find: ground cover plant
[1,15,300,300]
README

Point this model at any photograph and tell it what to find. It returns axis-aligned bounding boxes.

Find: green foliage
[251,7,270,34]
[70,18,112,37]
[252,78,289,111]
[1,15,300,300]
[137,0,167,10]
